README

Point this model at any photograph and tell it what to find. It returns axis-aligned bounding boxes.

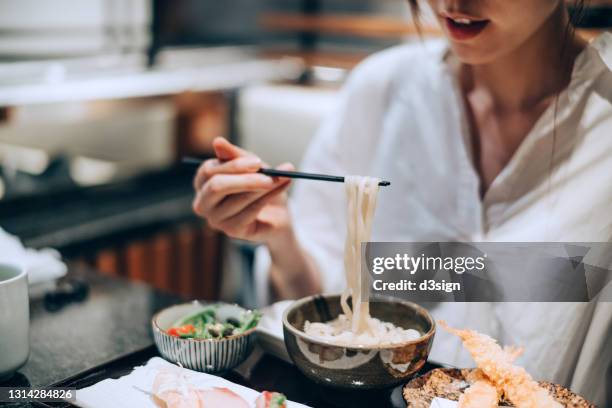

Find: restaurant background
[0,0,610,305]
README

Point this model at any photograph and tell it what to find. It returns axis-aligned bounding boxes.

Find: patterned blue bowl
[152,301,257,373]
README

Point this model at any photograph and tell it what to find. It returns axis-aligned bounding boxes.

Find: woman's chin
[449,43,501,66]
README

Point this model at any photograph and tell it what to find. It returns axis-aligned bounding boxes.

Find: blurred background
[0,0,610,307]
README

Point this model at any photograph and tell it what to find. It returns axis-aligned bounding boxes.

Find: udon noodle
[341,175,379,333]
[304,176,420,346]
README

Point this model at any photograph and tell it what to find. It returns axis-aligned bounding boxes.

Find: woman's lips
[444,17,490,41]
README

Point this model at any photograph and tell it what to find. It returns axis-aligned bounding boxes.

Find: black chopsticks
[182,157,390,187]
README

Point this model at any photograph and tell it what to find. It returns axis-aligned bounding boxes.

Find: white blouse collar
[565,32,611,104]
[588,31,612,71]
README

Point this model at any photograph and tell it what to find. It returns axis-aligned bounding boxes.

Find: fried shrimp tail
[438,320,561,408]
[503,345,524,361]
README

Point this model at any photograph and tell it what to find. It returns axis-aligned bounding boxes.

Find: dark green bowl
[282,294,435,390]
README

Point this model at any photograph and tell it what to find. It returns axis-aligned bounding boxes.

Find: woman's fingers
[195,162,294,211]
[192,160,295,242]
[193,172,281,216]
[193,137,263,190]
[212,137,255,161]
[273,162,295,173]
[193,156,262,190]
[217,183,289,237]
[212,178,290,221]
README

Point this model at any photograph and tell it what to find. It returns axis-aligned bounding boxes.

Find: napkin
[429,398,457,408]
[429,398,460,408]
[0,227,67,295]
[258,300,292,338]
[75,357,310,408]
[255,300,293,363]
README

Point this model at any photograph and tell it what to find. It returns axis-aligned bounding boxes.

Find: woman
[193,0,611,404]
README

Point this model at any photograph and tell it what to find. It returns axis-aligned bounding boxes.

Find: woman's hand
[192,137,322,299]
[192,137,294,245]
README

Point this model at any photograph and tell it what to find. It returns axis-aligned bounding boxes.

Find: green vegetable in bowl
[167,305,261,339]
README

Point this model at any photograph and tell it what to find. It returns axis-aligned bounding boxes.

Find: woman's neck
[463,4,586,112]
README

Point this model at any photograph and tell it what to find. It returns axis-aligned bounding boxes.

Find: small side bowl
[152,301,257,373]
[283,294,435,390]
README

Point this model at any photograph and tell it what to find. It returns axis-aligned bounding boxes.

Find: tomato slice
[178,324,195,334]
[167,324,194,336]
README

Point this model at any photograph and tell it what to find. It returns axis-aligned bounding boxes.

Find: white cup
[0,263,29,381]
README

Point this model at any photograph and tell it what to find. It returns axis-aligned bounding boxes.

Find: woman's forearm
[266,227,322,300]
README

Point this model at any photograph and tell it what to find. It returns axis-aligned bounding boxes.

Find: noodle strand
[343,176,379,334]
[304,175,421,346]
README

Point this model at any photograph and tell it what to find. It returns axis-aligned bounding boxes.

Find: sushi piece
[152,369,201,408]
[255,391,287,408]
[197,388,249,408]
[152,369,249,408]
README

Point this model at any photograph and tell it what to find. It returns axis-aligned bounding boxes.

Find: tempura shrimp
[439,320,561,408]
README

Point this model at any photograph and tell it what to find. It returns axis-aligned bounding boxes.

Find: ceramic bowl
[152,301,257,373]
[283,294,435,390]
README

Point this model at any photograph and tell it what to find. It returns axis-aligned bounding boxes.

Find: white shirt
[255,34,612,405]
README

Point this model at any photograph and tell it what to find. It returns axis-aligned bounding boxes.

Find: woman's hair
[407,0,420,32]
[407,0,418,14]
[552,0,587,202]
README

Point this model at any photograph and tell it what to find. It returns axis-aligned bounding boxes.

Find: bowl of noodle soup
[282,294,435,390]
[283,175,435,389]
